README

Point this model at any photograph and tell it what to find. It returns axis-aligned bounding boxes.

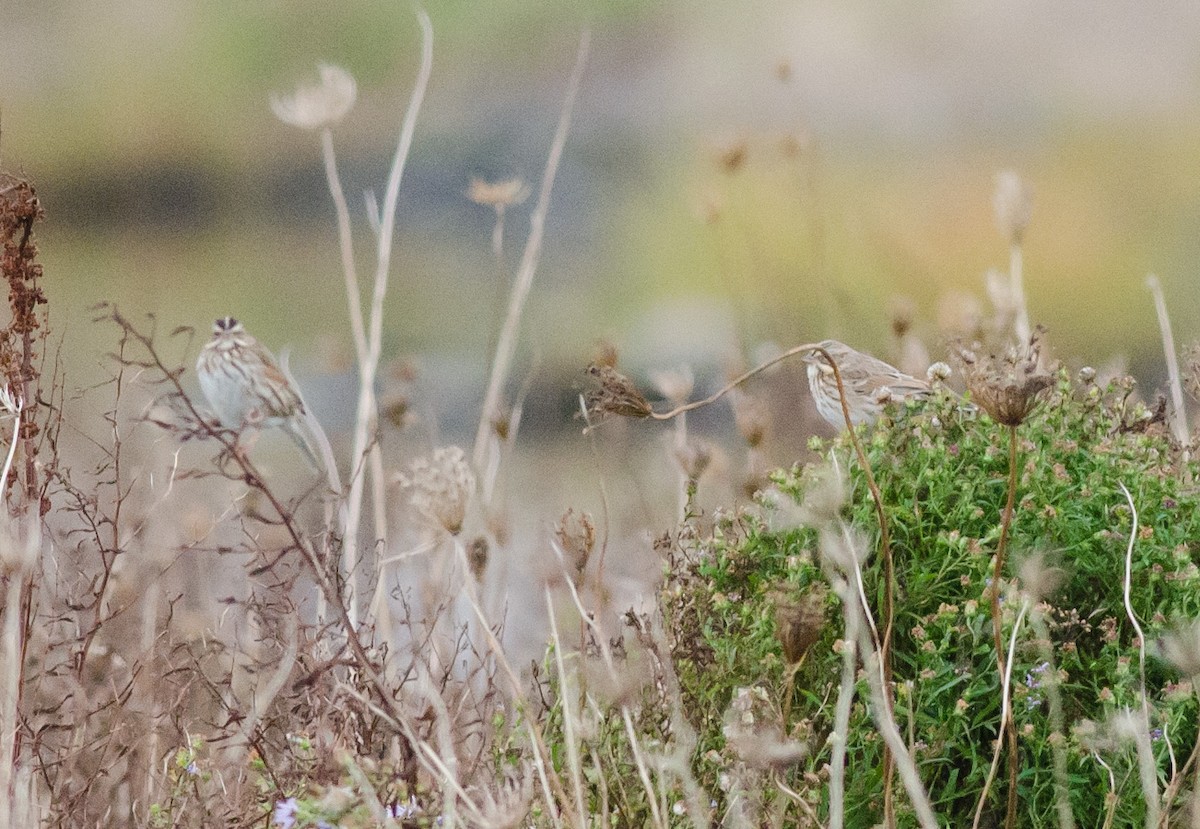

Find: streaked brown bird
[802,339,932,428]
[196,317,318,467]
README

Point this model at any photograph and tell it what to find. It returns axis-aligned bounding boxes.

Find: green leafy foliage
[654,371,1200,827]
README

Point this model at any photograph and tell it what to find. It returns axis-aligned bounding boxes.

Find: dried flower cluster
[396,445,476,534]
[270,64,357,130]
[0,175,47,392]
[956,329,1054,426]
[555,508,595,578]
[771,582,828,665]
[731,390,769,448]
[467,178,529,211]
[672,437,713,483]
[584,362,653,421]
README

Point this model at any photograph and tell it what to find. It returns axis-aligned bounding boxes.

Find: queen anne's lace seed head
[270,64,357,131]
[397,446,475,535]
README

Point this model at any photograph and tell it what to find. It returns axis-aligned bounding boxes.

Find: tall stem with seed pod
[956,332,1053,829]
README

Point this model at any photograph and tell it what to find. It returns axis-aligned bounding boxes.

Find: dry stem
[472,31,591,491]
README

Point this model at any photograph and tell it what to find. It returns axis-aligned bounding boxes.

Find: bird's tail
[284,418,324,474]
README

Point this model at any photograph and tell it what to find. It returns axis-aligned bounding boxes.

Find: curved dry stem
[648,342,819,421]
[320,127,367,364]
[233,612,298,765]
[343,9,434,624]
[973,599,1031,829]
[544,586,587,829]
[1118,481,1159,828]
[1160,721,1200,828]
[1145,274,1189,447]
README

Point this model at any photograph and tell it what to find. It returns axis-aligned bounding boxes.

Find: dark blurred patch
[44,162,225,232]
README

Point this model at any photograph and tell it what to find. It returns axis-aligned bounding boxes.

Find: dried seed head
[584,362,653,421]
[672,438,714,482]
[993,170,1033,245]
[731,390,770,448]
[890,295,917,338]
[467,177,529,210]
[956,328,1055,427]
[771,583,828,665]
[926,361,952,383]
[555,508,595,577]
[467,536,489,582]
[491,411,511,441]
[269,64,356,130]
[396,446,476,535]
[381,393,412,430]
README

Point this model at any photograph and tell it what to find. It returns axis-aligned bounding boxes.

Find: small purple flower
[1025,661,1050,690]
[1151,727,1164,742]
[185,761,198,776]
[272,798,299,829]
[389,796,422,819]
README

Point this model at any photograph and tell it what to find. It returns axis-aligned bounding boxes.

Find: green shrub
[658,371,1200,827]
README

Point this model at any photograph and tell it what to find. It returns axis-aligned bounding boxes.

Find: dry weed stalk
[274,11,433,626]
[0,172,50,827]
[1145,274,1189,448]
[993,170,1033,345]
[99,309,421,775]
[472,31,591,502]
[955,329,1054,828]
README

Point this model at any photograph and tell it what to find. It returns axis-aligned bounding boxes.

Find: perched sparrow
[196,317,319,467]
[803,339,932,429]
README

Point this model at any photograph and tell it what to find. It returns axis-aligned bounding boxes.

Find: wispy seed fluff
[396,446,476,535]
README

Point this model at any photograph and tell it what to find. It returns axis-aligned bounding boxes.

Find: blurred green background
[4,0,1200,431]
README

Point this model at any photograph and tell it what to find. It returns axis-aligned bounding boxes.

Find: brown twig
[103,308,414,745]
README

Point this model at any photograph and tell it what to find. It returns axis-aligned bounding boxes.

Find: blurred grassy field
[5,1,1200,406]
